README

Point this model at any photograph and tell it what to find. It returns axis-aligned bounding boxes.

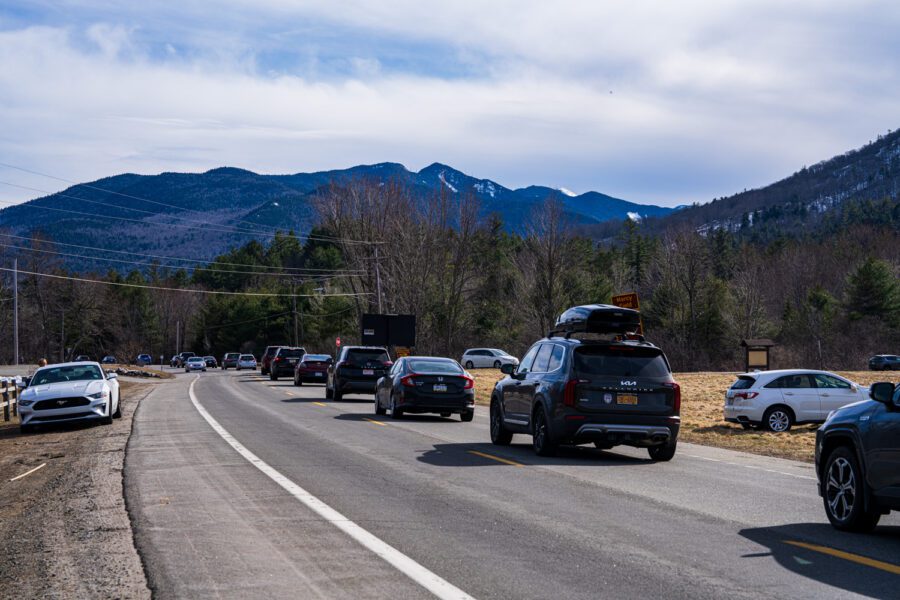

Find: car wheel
[102,399,114,425]
[460,410,474,422]
[823,446,881,532]
[389,394,403,419]
[490,399,513,445]
[531,405,557,456]
[762,406,793,432]
[325,384,333,399]
[440,412,451,418]
[374,394,386,415]
[493,360,501,368]
[333,388,343,402]
[113,394,122,418]
[270,372,277,381]
[648,441,677,461]
[465,360,474,369]
[593,442,613,450]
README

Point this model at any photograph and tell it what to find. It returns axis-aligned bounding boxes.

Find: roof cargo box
[553,304,641,335]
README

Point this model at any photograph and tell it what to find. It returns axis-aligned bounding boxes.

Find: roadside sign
[335,337,341,347]
[611,292,643,335]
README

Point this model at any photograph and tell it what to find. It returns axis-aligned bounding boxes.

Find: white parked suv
[460,348,519,369]
[724,369,868,432]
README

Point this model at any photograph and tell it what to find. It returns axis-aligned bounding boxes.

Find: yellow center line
[784,540,900,575]
[312,402,327,407]
[364,418,386,426]
[468,450,524,467]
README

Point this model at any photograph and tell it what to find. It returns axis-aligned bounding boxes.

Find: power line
[0,240,354,280]
[0,267,372,298]
[0,232,363,273]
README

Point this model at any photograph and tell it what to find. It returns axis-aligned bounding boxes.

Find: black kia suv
[815,380,900,531]
[490,304,681,460]
[326,346,392,401]
[269,347,306,381]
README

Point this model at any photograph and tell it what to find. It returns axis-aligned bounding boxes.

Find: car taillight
[734,391,759,400]
[462,376,474,390]
[401,374,417,387]
[383,361,393,367]
[665,382,682,414]
[563,379,589,407]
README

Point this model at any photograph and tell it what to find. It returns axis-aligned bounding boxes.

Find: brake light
[665,382,681,414]
[401,374,417,387]
[275,357,283,362]
[734,391,759,400]
[383,361,393,367]
[462,376,474,390]
[564,379,589,407]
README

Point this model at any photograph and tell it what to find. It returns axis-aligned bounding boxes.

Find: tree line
[0,179,897,371]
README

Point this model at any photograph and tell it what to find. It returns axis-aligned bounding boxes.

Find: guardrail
[1,377,23,422]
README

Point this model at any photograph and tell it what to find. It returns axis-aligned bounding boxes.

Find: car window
[517,345,541,375]
[532,344,554,373]
[765,375,814,389]
[547,344,565,372]
[813,374,851,389]
[346,349,390,365]
[407,359,464,374]
[893,385,900,405]
[240,355,254,360]
[573,345,670,378]
[32,365,104,385]
[731,376,756,390]
[277,348,305,358]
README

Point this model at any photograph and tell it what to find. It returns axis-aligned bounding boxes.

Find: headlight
[88,390,109,399]
[18,399,34,407]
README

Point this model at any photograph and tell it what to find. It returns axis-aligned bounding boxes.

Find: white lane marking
[10,462,46,481]
[189,378,475,600]
[682,453,816,480]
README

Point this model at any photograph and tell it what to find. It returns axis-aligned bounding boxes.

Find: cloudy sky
[1,1,898,207]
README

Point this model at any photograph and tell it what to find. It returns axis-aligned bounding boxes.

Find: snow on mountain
[558,187,578,197]
[438,171,458,193]
[627,212,643,222]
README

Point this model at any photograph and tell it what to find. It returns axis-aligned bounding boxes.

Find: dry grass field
[469,368,893,462]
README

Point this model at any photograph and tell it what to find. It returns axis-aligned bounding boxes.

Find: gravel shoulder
[0,380,154,599]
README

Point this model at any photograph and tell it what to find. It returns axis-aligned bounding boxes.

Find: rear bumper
[297,371,327,381]
[557,414,680,447]
[723,404,763,424]
[336,379,378,393]
[397,390,474,414]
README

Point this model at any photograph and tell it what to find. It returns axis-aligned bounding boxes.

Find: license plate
[315,372,323,377]
[289,359,297,364]
[363,369,374,375]
[617,394,638,405]
[433,384,447,392]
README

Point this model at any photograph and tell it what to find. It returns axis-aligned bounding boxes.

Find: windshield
[574,345,670,378]
[278,348,305,358]
[32,364,104,385]
[240,355,255,360]
[304,354,331,362]
[407,359,463,374]
[345,349,390,365]
[226,353,239,359]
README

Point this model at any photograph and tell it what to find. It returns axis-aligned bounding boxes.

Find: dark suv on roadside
[490,305,681,460]
[326,346,392,401]
[868,354,900,371]
[269,346,306,380]
[260,345,282,376]
[815,380,900,532]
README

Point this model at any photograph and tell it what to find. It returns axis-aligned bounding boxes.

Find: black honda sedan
[375,357,475,421]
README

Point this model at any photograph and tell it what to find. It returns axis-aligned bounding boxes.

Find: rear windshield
[278,348,305,358]
[731,376,756,390]
[240,355,255,360]
[346,349,389,365]
[32,365,104,385]
[226,353,239,359]
[264,347,280,357]
[304,354,331,362]
[573,346,670,378]
[407,359,463,374]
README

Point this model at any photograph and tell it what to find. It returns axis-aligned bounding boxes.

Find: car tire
[648,442,677,461]
[389,394,403,419]
[270,372,277,381]
[325,383,333,399]
[593,442,613,450]
[440,412,451,418]
[375,395,386,415]
[20,423,34,434]
[490,399,513,445]
[762,406,794,432]
[531,405,557,456]
[102,400,114,425]
[493,360,501,368]
[823,446,881,532]
[333,389,343,402]
[113,394,122,419]
[465,360,474,369]
[460,410,474,422]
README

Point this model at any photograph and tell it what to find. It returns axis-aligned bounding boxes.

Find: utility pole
[374,245,383,314]
[13,258,18,366]
[175,320,180,355]
[292,280,299,346]
[60,309,65,362]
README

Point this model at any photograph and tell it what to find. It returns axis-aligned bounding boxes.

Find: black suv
[269,347,306,380]
[327,346,392,401]
[868,354,900,371]
[815,380,900,531]
[490,305,681,460]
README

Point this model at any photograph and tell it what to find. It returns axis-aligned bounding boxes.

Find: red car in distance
[294,354,333,386]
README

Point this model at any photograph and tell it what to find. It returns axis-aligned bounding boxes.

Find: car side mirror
[500,363,515,375]
[869,382,894,405]
[107,372,117,380]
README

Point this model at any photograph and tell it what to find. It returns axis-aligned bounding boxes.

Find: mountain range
[0,162,672,271]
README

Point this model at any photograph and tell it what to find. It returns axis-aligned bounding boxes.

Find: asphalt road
[125,369,900,599]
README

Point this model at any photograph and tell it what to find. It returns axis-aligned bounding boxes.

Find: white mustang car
[17,362,121,433]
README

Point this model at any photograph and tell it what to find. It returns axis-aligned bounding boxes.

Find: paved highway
[125,370,900,599]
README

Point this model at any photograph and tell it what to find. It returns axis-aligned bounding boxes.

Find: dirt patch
[469,368,889,462]
[0,380,153,599]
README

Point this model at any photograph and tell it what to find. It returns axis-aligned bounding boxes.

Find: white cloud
[0,2,899,206]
